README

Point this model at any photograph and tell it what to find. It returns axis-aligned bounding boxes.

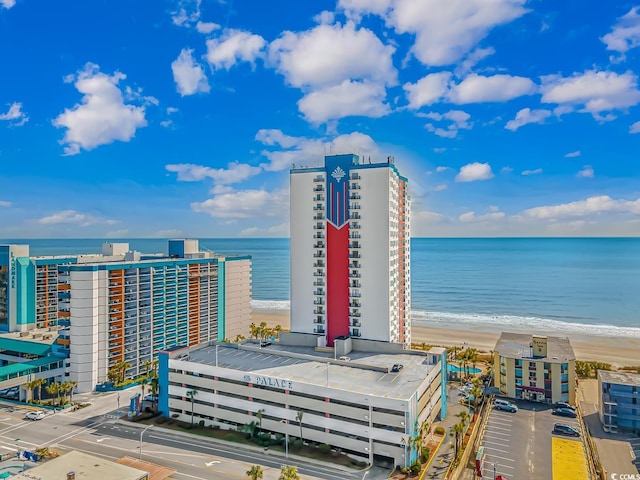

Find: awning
[522,386,545,393]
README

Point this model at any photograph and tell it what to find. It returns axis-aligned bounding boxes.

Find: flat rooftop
[10,450,148,480]
[599,370,640,386]
[183,342,438,400]
[495,332,576,362]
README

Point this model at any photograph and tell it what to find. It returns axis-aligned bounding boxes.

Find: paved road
[0,391,382,480]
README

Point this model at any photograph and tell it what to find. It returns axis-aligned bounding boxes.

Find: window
[515,359,522,367]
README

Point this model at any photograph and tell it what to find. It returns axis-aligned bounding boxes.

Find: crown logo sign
[331,166,346,182]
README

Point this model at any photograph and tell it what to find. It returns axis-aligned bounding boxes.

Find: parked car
[391,364,404,373]
[554,402,576,411]
[553,423,580,437]
[24,410,46,421]
[494,399,518,412]
[552,407,577,418]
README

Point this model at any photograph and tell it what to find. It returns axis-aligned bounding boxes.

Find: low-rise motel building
[158,333,447,468]
[494,332,576,405]
[598,370,640,434]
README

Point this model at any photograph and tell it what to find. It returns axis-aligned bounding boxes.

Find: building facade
[158,336,446,468]
[494,333,576,405]
[290,154,411,348]
[598,370,640,434]
[0,240,251,392]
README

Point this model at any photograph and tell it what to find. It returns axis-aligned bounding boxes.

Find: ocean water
[4,237,640,338]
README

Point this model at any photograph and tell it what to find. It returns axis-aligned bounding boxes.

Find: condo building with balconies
[0,240,251,392]
[290,154,411,348]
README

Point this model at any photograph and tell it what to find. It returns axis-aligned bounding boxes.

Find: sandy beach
[251,311,640,368]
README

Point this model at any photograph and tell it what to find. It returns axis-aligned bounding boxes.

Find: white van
[339,356,351,361]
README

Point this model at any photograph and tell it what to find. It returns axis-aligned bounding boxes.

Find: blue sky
[1,0,639,238]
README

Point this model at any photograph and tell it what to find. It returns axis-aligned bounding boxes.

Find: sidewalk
[423,386,470,479]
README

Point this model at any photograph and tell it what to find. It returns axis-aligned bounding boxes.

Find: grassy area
[130,415,367,469]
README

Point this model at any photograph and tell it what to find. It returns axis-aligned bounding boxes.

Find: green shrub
[400,467,410,474]
[421,446,430,463]
[293,439,303,448]
[318,443,331,453]
[198,420,205,428]
[434,426,445,435]
[411,461,421,474]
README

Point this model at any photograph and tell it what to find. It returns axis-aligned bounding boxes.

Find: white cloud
[196,21,219,34]
[52,63,147,155]
[338,0,391,20]
[455,47,496,77]
[0,200,11,207]
[297,80,389,124]
[171,0,201,28]
[38,209,117,226]
[269,22,396,89]
[256,129,380,172]
[423,110,471,138]
[521,195,640,220]
[455,162,494,182]
[388,0,529,66]
[540,70,640,120]
[577,165,594,178]
[434,184,447,192]
[403,72,452,109]
[192,188,289,219]
[435,166,449,172]
[433,147,447,153]
[171,49,210,96]
[630,121,640,133]
[152,229,184,238]
[564,150,581,158]
[459,211,505,222]
[105,229,129,238]
[314,10,335,25]
[447,74,536,104]
[206,29,266,70]
[239,223,289,237]
[0,102,29,126]
[501,166,513,173]
[601,7,640,54]
[505,108,552,131]
[0,0,15,9]
[521,168,543,176]
[166,161,261,185]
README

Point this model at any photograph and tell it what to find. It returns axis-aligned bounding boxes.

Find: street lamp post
[139,425,153,460]
[280,419,289,460]
[493,462,498,480]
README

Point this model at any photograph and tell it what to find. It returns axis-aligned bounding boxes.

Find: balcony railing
[313,186,325,192]
[313,224,325,230]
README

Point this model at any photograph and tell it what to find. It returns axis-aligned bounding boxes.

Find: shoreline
[250,311,640,368]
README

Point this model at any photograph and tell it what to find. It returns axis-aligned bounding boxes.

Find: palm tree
[45,382,60,406]
[149,377,159,411]
[33,378,47,402]
[273,324,282,340]
[295,410,304,444]
[278,465,300,480]
[458,410,470,427]
[259,322,268,341]
[24,379,37,403]
[249,322,258,339]
[449,422,464,458]
[256,409,264,431]
[186,389,197,425]
[246,465,264,480]
[142,360,152,378]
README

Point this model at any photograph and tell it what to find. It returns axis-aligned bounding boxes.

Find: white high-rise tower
[290,154,411,348]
